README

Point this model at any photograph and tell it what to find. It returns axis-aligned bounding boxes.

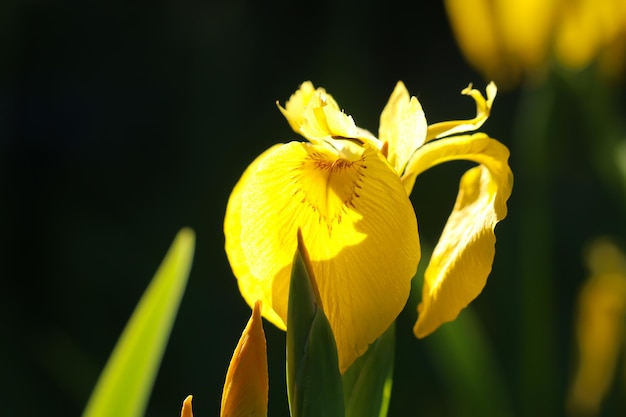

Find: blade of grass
[82,228,195,417]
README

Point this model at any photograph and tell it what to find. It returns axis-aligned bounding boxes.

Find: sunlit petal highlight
[378,81,427,176]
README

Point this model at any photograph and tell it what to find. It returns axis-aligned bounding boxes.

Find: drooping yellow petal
[224,141,420,372]
[180,395,193,417]
[425,82,497,142]
[278,81,380,155]
[220,300,268,417]
[378,81,427,176]
[408,133,513,338]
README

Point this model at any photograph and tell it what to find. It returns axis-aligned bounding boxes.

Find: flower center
[295,150,366,233]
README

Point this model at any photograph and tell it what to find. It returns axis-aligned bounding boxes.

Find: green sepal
[82,228,195,417]
[286,231,345,417]
[342,322,395,417]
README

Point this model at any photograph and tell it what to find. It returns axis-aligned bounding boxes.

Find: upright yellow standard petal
[378,81,427,176]
[278,81,380,154]
[220,301,268,417]
[224,141,420,372]
[408,134,513,338]
[278,81,318,134]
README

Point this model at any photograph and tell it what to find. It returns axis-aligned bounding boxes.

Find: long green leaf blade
[287,231,344,417]
[342,322,395,417]
[82,228,195,417]
[286,234,318,412]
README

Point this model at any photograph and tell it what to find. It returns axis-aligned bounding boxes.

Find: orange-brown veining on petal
[293,150,366,234]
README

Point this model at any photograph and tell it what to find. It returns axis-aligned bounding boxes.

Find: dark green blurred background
[3,1,626,416]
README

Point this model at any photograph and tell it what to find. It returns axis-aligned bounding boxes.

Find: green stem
[559,66,626,210]
[513,76,558,417]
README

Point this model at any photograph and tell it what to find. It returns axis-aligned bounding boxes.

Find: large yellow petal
[224,144,286,327]
[224,141,420,372]
[378,81,427,176]
[407,133,513,338]
[425,82,497,142]
[220,301,268,417]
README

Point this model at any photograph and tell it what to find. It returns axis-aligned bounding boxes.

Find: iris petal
[224,141,419,372]
[224,144,287,327]
[278,81,317,134]
[406,133,513,338]
[378,81,428,176]
[425,83,497,142]
[278,81,380,153]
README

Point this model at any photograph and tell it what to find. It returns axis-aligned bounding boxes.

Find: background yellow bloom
[445,0,626,87]
[567,239,626,417]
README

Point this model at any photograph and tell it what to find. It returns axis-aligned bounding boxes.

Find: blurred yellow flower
[445,0,626,87]
[180,301,268,417]
[224,81,513,372]
[567,239,626,417]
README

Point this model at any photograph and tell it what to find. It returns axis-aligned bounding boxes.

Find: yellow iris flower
[224,81,513,372]
[181,301,268,417]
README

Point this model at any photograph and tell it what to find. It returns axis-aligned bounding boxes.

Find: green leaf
[82,228,195,417]
[286,231,345,417]
[286,234,318,406]
[342,322,395,417]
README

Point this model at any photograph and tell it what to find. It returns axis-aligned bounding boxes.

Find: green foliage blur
[3,1,626,417]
